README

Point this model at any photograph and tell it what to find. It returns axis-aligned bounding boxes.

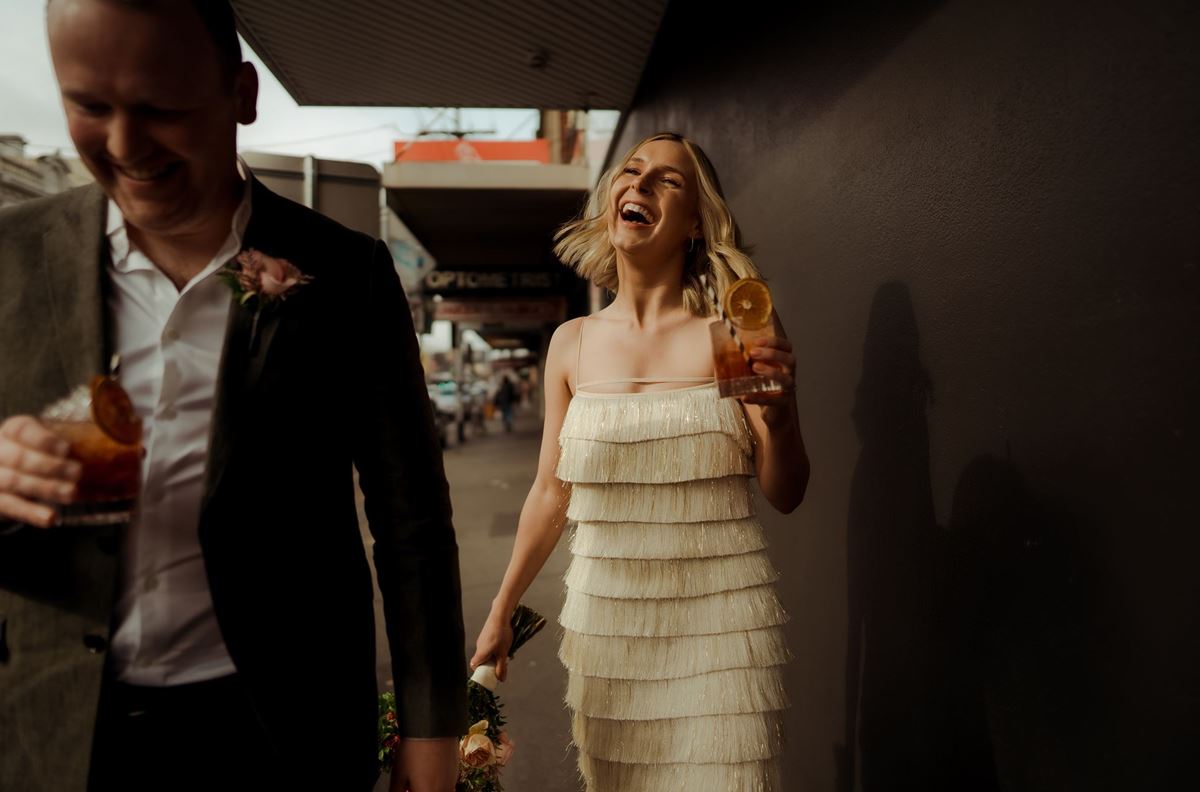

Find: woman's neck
[610,250,690,329]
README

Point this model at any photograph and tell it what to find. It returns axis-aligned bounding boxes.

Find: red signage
[394,139,551,163]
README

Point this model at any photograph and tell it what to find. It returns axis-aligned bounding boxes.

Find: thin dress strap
[574,316,586,393]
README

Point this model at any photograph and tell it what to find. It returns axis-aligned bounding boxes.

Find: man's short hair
[177,0,243,81]
[49,0,244,83]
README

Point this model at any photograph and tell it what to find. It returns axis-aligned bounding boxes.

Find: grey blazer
[0,181,467,791]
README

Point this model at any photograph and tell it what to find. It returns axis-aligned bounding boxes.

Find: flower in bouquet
[378,604,546,792]
[459,720,497,768]
[494,730,515,768]
[377,691,401,768]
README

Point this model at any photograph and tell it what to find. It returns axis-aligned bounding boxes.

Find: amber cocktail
[710,278,786,399]
[41,376,142,526]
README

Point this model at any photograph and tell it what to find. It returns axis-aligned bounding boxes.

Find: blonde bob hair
[553,132,762,317]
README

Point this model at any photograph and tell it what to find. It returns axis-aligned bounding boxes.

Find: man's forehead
[49,1,223,75]
[49,0,213,49]
[50,0,238,88]
[48,0,192,13]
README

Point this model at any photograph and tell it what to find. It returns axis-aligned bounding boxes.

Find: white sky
[0,0,620,167]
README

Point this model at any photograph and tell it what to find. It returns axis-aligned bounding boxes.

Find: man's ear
[235,61,258,126]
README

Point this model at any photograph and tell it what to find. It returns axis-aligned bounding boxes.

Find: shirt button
[159,406,178,421]
[143,576,159,593]
[164,327,181,342]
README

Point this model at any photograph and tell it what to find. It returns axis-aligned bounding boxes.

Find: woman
[470,132,810,791]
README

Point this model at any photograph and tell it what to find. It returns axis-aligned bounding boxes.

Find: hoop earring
[687,237,696,253]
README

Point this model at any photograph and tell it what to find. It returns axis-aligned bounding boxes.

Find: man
[0,1,465,790]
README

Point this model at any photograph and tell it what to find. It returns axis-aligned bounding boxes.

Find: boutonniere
[221,248,313,352]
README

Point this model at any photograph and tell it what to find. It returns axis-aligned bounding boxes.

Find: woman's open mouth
[619,201,656,226]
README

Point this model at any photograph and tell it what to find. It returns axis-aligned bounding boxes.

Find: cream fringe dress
[556,373,790,791]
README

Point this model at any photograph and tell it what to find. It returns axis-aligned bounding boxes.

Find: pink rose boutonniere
[222,248,312,350]
[223,248,312,306]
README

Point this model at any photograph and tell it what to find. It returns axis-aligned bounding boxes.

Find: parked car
[427,380,462,418]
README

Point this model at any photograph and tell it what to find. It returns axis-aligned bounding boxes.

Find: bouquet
[379,605,547,792]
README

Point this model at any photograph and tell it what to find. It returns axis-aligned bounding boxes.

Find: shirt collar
[107,157,254,276]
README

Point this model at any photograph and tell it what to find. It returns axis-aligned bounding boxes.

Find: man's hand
[389,737,458,792]
[0,416,80,528]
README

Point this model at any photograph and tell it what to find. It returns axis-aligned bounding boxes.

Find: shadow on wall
[841,283,1087,791]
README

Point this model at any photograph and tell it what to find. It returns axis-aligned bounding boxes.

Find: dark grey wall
[614,1,1199,788]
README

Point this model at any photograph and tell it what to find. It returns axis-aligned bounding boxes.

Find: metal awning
[232,0,669,109]
[384,161,590,271]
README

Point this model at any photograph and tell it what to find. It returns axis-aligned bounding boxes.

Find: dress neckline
[572,382,718,399]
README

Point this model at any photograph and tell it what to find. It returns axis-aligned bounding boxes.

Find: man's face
[48,0,257,237]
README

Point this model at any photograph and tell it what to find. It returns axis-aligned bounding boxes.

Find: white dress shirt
[107,176,251,685]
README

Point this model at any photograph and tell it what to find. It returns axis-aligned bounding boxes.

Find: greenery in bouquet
[379,605,547,792]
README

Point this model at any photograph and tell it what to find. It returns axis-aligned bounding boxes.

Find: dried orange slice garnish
[89,376,142,445]
[724,278,773,330]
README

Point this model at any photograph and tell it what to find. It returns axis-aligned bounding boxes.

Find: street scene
[2,0,1196,790]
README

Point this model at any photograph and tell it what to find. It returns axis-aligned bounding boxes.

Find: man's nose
[105,112,152,164]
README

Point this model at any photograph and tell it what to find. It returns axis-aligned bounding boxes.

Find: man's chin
[111,197,192,237]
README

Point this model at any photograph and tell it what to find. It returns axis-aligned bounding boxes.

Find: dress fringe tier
[557,385,788,791]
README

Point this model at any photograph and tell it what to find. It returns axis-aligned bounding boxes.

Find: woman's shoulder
[558,315,590,333]
[549,316,587,350]
[544,317,587,385]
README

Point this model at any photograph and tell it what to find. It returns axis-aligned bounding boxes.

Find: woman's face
[608,139,701,260]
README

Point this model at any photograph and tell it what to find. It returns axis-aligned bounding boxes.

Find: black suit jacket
[0,180,467,792]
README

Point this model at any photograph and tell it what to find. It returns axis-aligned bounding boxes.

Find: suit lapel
[237,177,291,392]
[42,185,108,389]
[201,178,291,513]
